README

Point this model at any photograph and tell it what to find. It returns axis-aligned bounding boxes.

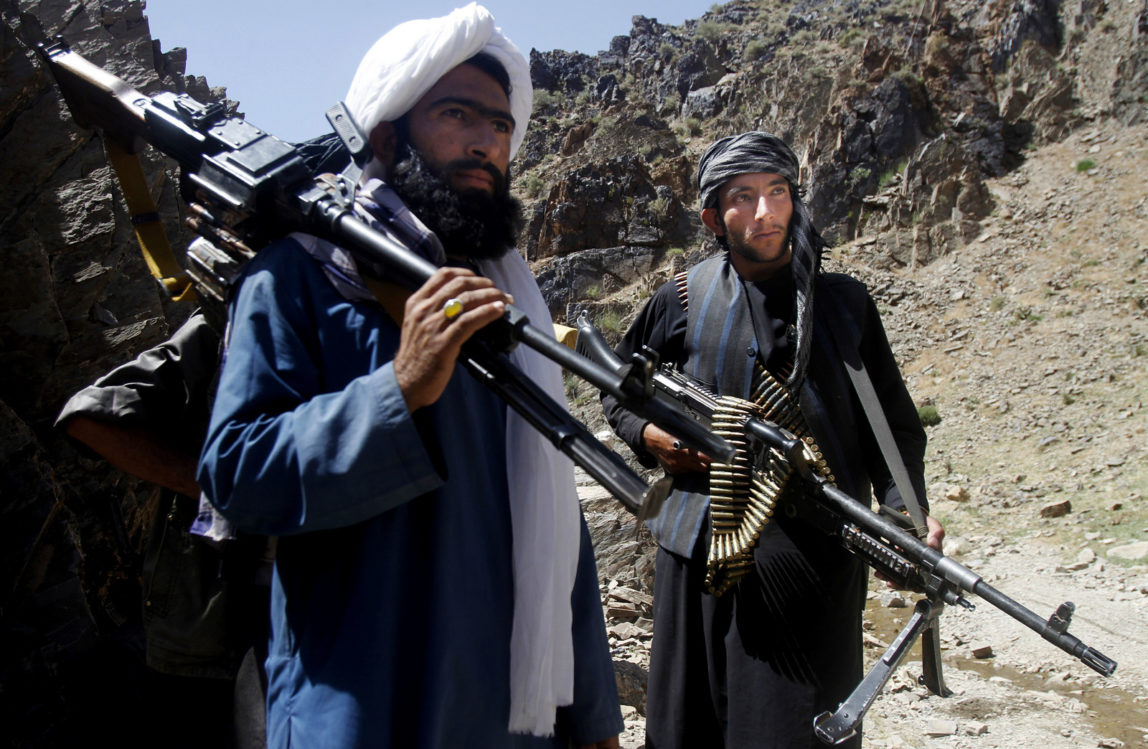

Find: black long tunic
[602,256,927,748]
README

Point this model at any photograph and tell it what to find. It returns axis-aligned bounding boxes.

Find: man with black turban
[602,131,944,748]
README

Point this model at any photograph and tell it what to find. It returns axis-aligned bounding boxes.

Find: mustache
[441,158,507,194]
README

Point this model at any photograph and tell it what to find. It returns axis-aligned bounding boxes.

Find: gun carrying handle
[744,418,807,475]
[574,311,625,375]
[325,103,371,165]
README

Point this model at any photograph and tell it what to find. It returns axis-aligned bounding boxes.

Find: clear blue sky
[144,0,719,142]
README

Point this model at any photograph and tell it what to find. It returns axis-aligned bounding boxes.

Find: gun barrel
[459,340,648,514]
[967,581,1117,676]
[1079,647,1119,677]
[818,481,1118,677]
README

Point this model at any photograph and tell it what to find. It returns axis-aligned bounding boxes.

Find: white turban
[345,3,533,160]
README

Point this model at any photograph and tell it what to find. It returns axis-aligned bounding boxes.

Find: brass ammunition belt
[705,366,834,596]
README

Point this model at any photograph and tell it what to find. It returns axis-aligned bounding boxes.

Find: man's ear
[701,207,724,237]
[369,121,398,171]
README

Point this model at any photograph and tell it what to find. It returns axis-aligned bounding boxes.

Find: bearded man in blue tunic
[197,5,622,747]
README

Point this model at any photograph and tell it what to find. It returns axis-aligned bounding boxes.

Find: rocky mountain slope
[522,0,1147,320]
[1,0,1145,746]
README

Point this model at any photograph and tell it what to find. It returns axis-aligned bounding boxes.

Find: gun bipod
[813,597,944,745]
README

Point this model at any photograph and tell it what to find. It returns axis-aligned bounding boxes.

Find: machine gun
[35,37,735,515]
[574,313,1117,745]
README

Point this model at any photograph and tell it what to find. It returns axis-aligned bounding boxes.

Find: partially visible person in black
[602,131,945,748]
[56,310,270,749]
[49,116,365,749]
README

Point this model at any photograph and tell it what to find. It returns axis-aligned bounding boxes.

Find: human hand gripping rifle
[35,37,734,514]
[574,313,1117,745]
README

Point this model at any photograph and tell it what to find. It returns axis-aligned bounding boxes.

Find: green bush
[791,28,817,45]
[1075,158,1096,172]
[1013,306,1043,323]
[891,67,922,89]
[532,89,559,113]
[519,174,545,199]
[697,21,725,43]
[840,28,867,47]
[744,39,768,61]
[877,160,906,190]
[845,166,872,191]
[598,309,625,335]
[649,196,672,220]
[917,405,941,427]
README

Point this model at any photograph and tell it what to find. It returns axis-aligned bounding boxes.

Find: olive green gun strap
[823,290,950,697]
[820,291,928,537]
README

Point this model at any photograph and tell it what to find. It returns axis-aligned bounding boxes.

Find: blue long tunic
[198,239,622,748]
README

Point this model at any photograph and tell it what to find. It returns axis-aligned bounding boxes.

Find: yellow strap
[103,137,196,302]
[553,323,578,349]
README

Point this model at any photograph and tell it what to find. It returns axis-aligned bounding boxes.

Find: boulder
[613,660,649,713]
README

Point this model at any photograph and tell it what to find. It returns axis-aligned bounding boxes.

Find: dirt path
[862,545,1148,748]
[857,118,1148,748]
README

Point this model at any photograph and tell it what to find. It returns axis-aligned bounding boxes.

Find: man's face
[403,63,515,196]
[375,61,523,260]
[701,172,794,282]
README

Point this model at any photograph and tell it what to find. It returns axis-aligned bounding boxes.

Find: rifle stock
[575,313,1117,744]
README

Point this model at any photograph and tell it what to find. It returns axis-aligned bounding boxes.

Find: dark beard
[388,141,523,260]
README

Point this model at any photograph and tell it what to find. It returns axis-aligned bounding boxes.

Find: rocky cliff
[1,0,1145,745]
[521,0,1147,316]
[1,1,233,744]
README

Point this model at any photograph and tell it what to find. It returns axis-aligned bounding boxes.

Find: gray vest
[683,255,762,400]
[646,256,768,556]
